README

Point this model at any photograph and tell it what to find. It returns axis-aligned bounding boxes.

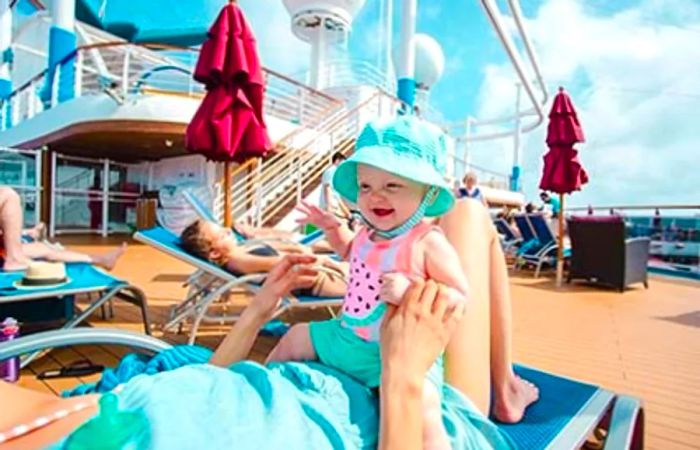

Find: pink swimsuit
[340,222,437,342]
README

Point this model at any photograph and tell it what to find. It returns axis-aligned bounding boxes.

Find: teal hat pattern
[332,116,455,217]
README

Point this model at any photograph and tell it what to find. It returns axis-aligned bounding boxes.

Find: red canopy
[185,2,272,162]
[539,88,588,194]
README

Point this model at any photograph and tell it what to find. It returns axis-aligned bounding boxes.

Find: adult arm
[379,280,465,450]
[224,248,284,274]
[210,255,319,367]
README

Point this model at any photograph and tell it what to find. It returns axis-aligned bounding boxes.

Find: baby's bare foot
[493,375,539,423]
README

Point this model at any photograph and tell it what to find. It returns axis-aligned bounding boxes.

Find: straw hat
[14,262,70,289]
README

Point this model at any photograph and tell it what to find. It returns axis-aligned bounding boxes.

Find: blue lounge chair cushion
[0,263,122,298]
[500,366,601,449]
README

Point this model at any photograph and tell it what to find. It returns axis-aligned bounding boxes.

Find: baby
[266,116,468,449]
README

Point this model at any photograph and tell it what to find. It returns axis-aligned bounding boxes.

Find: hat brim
[332,146,454,217]
[13,277,71,290]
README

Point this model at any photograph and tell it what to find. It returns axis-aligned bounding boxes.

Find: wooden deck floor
[14,235,700,450]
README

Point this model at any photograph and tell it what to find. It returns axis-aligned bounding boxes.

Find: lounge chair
[0,328,644,450]
[133,227,343,343]
[512,214,564,277]
[493,218,522,252]
[513,213,537,245]
[0,263,151,366]
[520,214,571,278]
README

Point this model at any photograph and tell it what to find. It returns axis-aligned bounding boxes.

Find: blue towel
[60,350,515,449]
[63,345,212,396]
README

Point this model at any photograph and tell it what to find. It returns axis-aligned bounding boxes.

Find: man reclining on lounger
[179,219,347,298]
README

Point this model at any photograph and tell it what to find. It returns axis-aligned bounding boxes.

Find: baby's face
[356,164,426,232]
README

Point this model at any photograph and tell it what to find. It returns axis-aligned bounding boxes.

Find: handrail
[244,92,401,226]
[219,91,387,224]
[234,92,381,190]
[568,205,700,212]
[478,0,548,133]
[2,40,344,134]
[227,102,352,197]
[5,41,342,106]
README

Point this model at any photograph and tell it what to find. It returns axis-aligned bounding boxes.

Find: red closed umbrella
[539,87,588,285]
[185,0,272,225]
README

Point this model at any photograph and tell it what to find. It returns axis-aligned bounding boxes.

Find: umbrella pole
[223,161,232,227]
[556,193,565,287]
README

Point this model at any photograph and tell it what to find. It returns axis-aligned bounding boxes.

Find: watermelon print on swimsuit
[340,222,435,342]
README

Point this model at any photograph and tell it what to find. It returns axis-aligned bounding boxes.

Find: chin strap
[356,187,438,240]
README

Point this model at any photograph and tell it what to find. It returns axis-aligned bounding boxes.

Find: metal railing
[293,59,396,94]
[1,42,343,131]
[50,152,143,236]
[217,90,401,226]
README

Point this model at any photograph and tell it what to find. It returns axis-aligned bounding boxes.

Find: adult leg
[440,199,492,414]
[440,199,538,421]
[0,187,31,270]
[22,242,127,270]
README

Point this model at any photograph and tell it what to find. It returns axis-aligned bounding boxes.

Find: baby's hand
[379,273,413,305]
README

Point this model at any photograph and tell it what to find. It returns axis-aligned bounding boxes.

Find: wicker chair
[567,216,650,291]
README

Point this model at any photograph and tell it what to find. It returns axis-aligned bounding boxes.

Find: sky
[13,0,700,209]
[236,0,700,209]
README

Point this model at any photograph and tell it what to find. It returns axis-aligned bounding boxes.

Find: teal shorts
[309,318,443,389]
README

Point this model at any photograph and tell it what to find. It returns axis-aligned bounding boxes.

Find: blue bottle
[0,318,20,382]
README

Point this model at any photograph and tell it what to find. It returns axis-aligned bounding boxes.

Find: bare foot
[2,256,32,272]
[493,375,539,423]
[24,222,46,241]
[92,243,127,270]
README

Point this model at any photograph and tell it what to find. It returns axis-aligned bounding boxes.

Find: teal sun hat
[332,115,455,218]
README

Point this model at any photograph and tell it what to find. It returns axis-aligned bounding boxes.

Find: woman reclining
[179,219,348,297]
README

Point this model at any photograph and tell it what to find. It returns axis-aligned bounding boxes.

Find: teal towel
[59,348,515,449]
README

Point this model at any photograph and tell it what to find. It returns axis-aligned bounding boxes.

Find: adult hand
[249,254,319,320]
[380,279,465,383]
[295,201,342,232]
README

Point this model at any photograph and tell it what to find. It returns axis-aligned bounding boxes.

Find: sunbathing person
[232,221,339,254]
[0,186,127,271]
[180,219,347,297]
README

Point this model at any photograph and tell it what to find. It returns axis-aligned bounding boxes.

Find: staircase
[221,90,400,228]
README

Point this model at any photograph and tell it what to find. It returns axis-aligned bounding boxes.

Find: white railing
[0,42,343,131]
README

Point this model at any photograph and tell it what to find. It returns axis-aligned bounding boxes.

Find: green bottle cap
[64,393,150,450]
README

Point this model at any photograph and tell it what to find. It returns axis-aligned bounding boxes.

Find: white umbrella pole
[556,193,565,287]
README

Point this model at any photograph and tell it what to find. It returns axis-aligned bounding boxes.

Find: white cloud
[470,0,700,208]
